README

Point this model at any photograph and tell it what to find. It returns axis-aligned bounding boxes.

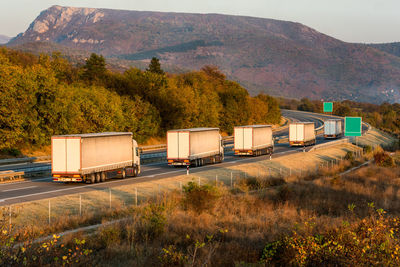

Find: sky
[0,0,399,43]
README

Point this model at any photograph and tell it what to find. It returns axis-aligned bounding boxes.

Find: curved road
[0,110,364,206]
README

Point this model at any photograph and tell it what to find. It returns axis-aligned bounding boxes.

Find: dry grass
[356,128,397,148]
[83,159,400,266]
[9,143,365,237]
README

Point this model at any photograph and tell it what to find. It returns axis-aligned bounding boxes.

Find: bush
[136,204,166,241]
[0,148,22,157]
[344,151,355,162]
[374,151,395,167]
[182,181,220,214]
[97,226,121,248]
[363,145,372,154]
[261,208,400,266]
[275,185,292,203]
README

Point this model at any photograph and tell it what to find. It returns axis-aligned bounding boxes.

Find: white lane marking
[2,186,38,192]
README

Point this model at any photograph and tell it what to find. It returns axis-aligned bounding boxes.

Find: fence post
[215,175,218,186]
[179,182,182,193]
[135,187,138,206]
[186,165,189,175]
[230,172,233,188]
[198,177,201,186]
[289,167,292,176]
[48,199,51,225]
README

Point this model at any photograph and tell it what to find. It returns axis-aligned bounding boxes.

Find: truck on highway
[289,122,316,146]
[52,132,140,183]
[167,128,224,167]
[324,119,342,139]
[234,125,274,156]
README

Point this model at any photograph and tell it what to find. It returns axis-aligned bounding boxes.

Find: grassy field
[7,143,365,232]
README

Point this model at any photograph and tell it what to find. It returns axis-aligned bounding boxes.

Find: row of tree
[0,49,281,151]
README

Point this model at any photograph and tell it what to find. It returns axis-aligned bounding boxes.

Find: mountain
[8,5,400,103]
[0,34,11,44]
[368,42,400,58]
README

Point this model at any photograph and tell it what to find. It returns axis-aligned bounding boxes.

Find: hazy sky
[1,0,399,43]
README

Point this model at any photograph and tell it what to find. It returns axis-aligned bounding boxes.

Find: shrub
[374,151,395,167]
[275,185,292,203]
[97,226,121,248]
[182,181,220,214]
[0,148,22,157]
[364,145,372,154]
[344,151,355,162]
[136,204,166,241]
[261,207,400,266]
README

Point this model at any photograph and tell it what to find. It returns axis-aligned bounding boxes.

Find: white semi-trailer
[289,122,316,146]
[324,119,342,139]
[52,132,140,183]
[167,128,224,167]
[234,125,274,156]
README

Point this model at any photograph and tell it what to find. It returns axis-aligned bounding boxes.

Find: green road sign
[323,102,333,113]
[345,117,362,137]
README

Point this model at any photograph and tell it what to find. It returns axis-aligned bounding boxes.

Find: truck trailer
[289,122,316,146]
[52,132,140,183]
[234,125,274,156]
[324,119,342,139]
[167,128,224,167]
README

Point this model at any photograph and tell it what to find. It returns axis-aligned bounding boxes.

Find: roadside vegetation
[280,97,400,137]
[0,48,280,156]
[2,146,400,266]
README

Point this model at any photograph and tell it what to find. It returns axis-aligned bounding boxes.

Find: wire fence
[4,148,366,234]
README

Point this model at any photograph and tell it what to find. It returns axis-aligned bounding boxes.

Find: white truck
[289,122,316,146]
[167,128,224,167]
[234,125,274,156]
[324,119,342,139]
[52,132,140,183]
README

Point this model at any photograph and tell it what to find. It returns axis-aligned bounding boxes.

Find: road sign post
[323,102,333,113]
[344,117,362,138]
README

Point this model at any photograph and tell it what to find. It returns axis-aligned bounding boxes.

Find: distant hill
[368,42,400,58]
[8,5,400,103]
[0,34,11,44]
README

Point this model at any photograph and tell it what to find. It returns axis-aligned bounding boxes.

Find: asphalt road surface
[0,110,365,206]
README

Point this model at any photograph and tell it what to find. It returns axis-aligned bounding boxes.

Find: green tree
[82,53,107,83]
[146,57,164,75]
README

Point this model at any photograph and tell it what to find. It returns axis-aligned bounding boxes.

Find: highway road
[0,110,365,206]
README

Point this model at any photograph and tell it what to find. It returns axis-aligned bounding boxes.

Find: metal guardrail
[0,170,25,182]
[307,138,350,152]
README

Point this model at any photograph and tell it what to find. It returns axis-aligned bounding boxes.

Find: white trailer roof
[53,132,133,138]
[290,122,314,125]
[325,119,342,121]
[168,128,219,132]
[235,125,272,128]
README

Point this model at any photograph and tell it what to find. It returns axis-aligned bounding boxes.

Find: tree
[146,57,164,75]
[82,53,107,83]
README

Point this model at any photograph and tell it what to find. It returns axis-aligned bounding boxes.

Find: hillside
[8,5,400,103]
[369,42,400,58]
[0,34,10,44]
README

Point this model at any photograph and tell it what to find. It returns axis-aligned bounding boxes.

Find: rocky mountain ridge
[8,5,400,103]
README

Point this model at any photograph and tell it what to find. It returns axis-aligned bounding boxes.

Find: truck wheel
[134,167,138,177]
[121,168,126,179]
[100,172,106,182]
[89,173,95,184]
[95,173,101,183]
